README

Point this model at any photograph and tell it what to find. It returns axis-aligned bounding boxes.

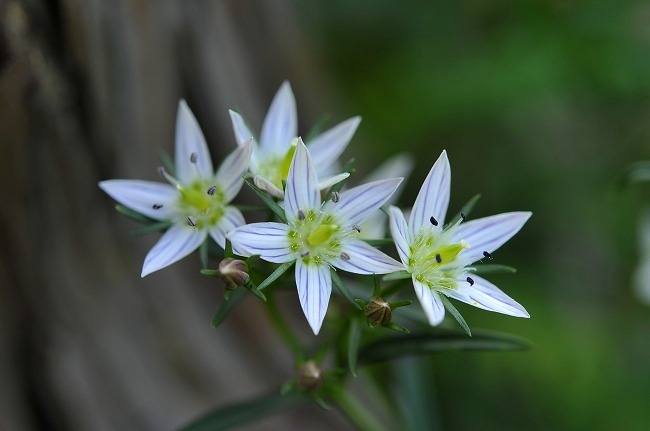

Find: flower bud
[365,296,392,326]
[218,258,249,289]
[297,360,323,392]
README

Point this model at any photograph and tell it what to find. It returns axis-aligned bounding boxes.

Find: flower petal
[226,222,294,263]
[284,139,320,221]
[409,150,451,235]
[229,110,256,145]
[260,81,297,153]
[444,275,529,318]
[99,180,178,221]
[214,140,253,202]
[453,211,532,264]
[296,260,332,335]
[331,238,404,274]
[208,206,245,249]
[175,100,213,184]
[327,178,403,227]
[253,175,285,199]
[308,116,361,172]
[141,223,206,277]
[317,172,350,191]
[388,206,411,264]
[412,278,446,326]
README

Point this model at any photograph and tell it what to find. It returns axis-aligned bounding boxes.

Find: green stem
[331,389,390,431]
[266,293,304,359]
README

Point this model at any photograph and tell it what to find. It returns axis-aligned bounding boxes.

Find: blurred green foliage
[294,0,650,429]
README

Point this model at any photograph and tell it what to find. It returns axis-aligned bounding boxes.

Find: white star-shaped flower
[227,140,404,334]
[99,101,252,277]
[229,81,360,198]
[388,150,531,326]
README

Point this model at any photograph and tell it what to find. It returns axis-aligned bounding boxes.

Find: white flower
[229,81,360,198]
[388,150,531,326]
[227,140,404,334]
[99,101,252,277]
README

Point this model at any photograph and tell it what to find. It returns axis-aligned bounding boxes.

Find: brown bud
[218,258,249,289]
[365,297,392,326]
[297,360,323,392]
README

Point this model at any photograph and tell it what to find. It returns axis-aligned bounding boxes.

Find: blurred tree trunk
[0,0,348,429]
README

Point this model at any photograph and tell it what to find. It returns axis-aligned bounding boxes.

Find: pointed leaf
[129,221,173,236]
[348,318,362,376]
[358,329,531,366]
[382,271,411,281]
[330,270,362,310]
[257,261,295,291]
[448,194,481,226]
[179,390,310,431]
[439,295,471,336]
[244,179,287,222]
[471,264,517,274]
[211,288,247,328]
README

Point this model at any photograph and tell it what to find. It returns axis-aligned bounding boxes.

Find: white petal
[208,206,245,249]
[327,178,403,227]
[409,150,450,235]
[284,140,320,221]
[331,239,404,274]
[388,206,411,264]
[444,275,529,318]
[253,175,285,199]
[175,100,213,183]
[296,260,332,335]
[260,81,297,153]
[99,180,177,221]
[229,110,256,145]
[308,116,361,172]
[317,173,350,191]
[226,222,294,263]
[413,278,446,326]
[214,140,253,202]
[141,223,206,277]
[453,212,532,263]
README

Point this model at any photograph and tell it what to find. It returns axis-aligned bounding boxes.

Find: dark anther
[298,210,306,220]
[429,216,438,226]
[466,276,475,286]
[190,152,198,163]
[460,212,466,221]
[332,191,340,203]
[483,251,493,260]
[157,166,166,178]
[187,216,196,227]
[352,225,362,233]
[340,252,350,261]
[435,253,442,263]
[300,250,310,258]
[152,204,163,210]
[207,185,216,195]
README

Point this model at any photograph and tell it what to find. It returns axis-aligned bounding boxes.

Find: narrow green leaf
[372,274,381,297]
[211,288,247,328]
[358,329,531,366]
[385,322,410,333]
[244,179,287,223]
[331,271,362,310]
[243,281,267,302]
[200,269,220,277]
[159,150,176,177]
[620,161,650,187]
[439,295,471,336]
[348,318,362,377]
[383,271,411,281]
[471,264,517,274]
[115,204,154,224]
[390,300,412,309]
[257,261,295,291]
[179,390,310,431]
[448,194,481,226]
[128,221,172,236]
[304,115,330,143]
[363,238,394,247]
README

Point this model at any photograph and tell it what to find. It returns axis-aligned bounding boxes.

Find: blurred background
[2,0,650,429]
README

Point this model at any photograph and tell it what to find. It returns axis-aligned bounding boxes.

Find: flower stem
[266,293,304,359]
[331,389,390,431]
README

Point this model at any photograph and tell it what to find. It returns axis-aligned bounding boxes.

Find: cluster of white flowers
[100,82,531,334]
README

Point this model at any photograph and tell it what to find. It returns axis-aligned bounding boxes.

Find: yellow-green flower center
[288,210,357,267]
[177,181,225,228]
[408,227,467,291]
[256,140,297,189]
